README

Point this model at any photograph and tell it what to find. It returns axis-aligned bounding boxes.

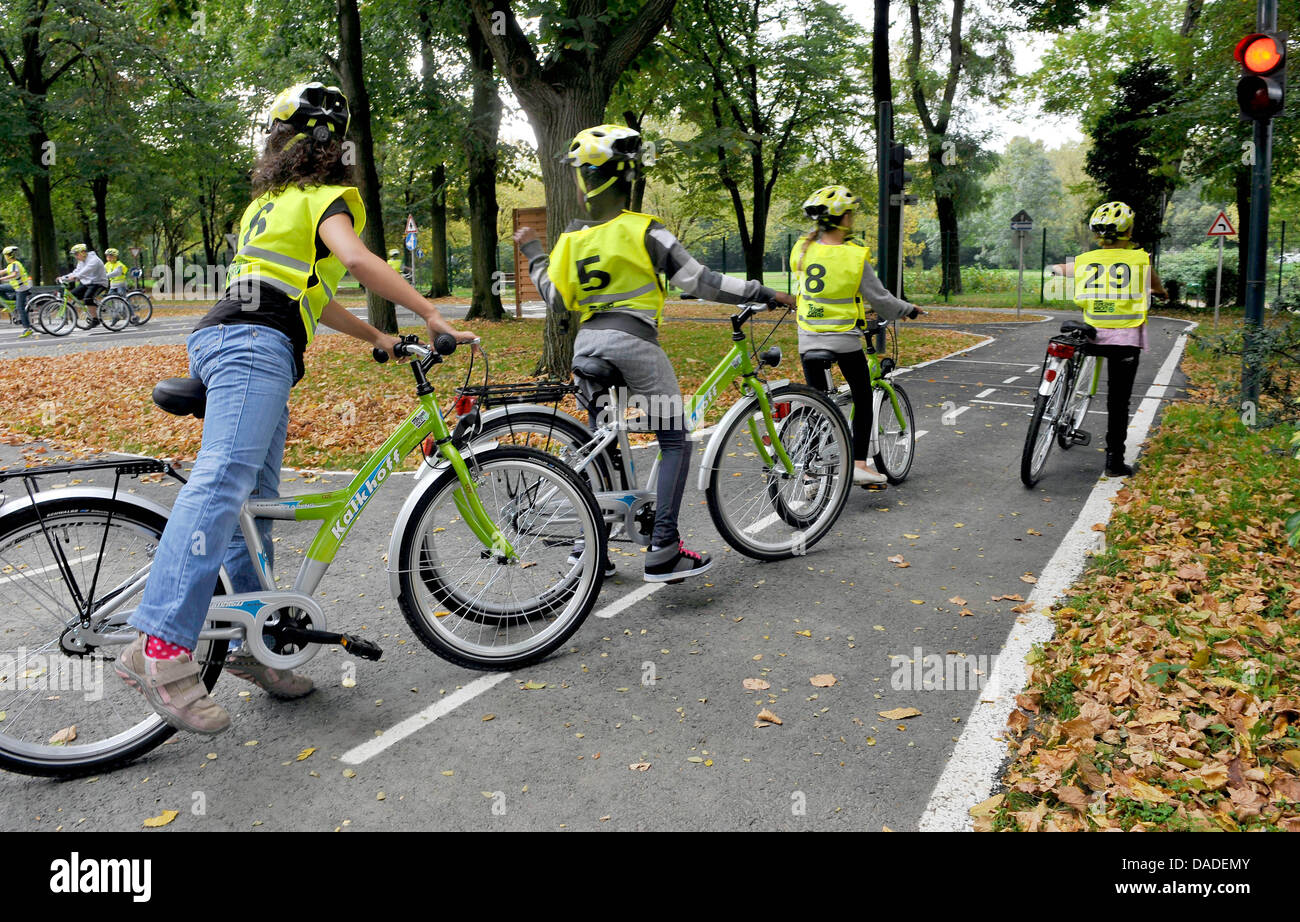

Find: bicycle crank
[275,626,384,662]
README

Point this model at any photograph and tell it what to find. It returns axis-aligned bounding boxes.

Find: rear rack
[0,456,177,485]
[456,381,579,408]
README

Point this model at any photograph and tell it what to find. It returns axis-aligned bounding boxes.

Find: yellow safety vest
[4,259,31,291]
[387,256,404,273]
[549,211,664,326]
[226,184,366,345]
[1072,247,1150,329]
[104,260,127,284]
[791,238,871,334]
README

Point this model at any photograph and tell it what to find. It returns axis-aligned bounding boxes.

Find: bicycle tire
[706,382,853,561]
[395,446,605,670]
[1057,355,1096,451]
[38,297,77,336]
[99,295,131,332]
[1020,376,1067,488]
[25,295,54,334]
[874,383,916,484]
[126,291,153,325]
[0,493,228,778]
[475,408,618,494]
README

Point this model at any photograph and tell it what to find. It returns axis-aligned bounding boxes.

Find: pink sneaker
[115,634,231,735]
[225,651,315,700]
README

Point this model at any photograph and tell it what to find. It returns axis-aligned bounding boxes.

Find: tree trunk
[336,0,394,332]
[464,19,504,321]
[92,176,110,254]
[25,131,58,284]
[745,142,767,278]
[936,193,962,296]
[623,109,647,213]
[428,162,450,297]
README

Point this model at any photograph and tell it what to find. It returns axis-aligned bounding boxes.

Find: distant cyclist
[793,185,923,485]
[387,248,403,273]
[58,244,108,327]
[104,248,128,294]
[114,82,476,735]
[515,124,794,583]
[1071,201,1167,477]
[0,245,37,337]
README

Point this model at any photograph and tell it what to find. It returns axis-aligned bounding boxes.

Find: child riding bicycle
[1071,201,1167,477]
[0,245,36,337]
[792,185,923,486]
[104,248,129,294]
[514,124,794,583]
[115,81,476,735]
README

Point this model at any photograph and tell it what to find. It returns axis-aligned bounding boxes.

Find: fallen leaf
[48,725,76,745]
[628,762,651,771]
[342,768,356,779]
[742,678,770,691]
[295,747,316,762]
[1010,603,1034,614]
[948,596,967,606]
[810,674,837,687]
[1020,573,1038,584]
[991,594,1025,602]
[903,533,920,539]
[481,714,496,722]
[878,707,921,720]
[887,554,910,568]
[757,708,783,725]
[142,810,179,828]
[520,680,547,690]
[794,630,812,637]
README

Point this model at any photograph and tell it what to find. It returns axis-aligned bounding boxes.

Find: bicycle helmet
[2,246,18,259]
[803,185,861,231]
[69,243,87,256]
[564,124,642,201]
[389,249,400,258]
[105,247,119,258]
[1089,201,1135,241]
[266,82,350,143]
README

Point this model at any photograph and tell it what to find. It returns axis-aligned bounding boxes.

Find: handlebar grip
[372,347,390,364]
[434,333,458,356]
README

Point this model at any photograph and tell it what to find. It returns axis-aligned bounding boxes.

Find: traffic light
[887,141,912,199]
[1236,31,1287,121]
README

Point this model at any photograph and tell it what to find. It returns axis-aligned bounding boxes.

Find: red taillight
[421,434,437,456]
[1044,368,1057,383]
[1046,342,1075,359]
[773,402,791,420]
[453,394,477,416]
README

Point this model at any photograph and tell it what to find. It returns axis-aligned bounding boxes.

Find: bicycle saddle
[152,377,208,419]
[801,349,838,365]
[571,355,627,389]
[1059,320,1097,338]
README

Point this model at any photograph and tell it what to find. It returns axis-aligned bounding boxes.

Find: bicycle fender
[695,392,764,492]
[1038,358,1065,396]
[477,403,576,432]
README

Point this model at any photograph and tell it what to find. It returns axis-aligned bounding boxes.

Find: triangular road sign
[1206,211,1236,236]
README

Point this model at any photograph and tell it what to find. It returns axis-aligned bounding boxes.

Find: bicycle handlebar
[372,333,477,364]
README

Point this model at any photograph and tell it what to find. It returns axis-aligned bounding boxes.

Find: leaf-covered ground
[0,317,979,471]
[985,339,1300,832]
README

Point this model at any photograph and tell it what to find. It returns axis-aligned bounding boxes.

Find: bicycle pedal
[1069,429,1091,446]
[862,483,888,491]
[339,633,383,661]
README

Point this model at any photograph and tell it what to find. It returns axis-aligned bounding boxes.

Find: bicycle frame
[815,331,911,456]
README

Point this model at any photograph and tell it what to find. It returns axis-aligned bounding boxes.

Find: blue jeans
[129,324,294,649]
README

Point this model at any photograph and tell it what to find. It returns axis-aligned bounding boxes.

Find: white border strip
[340,671,513,764]
[918,323,1196,831]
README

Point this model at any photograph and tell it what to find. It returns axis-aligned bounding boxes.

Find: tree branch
[600,0,677,89]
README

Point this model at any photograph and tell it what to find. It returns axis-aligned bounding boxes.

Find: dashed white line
[595,581,664,619]
[1001,376,1020,384]
[974,388,996,399]
[914,430,928,440]
[1024,365,1039,374]
[947,405,971,420]
[340,672,513,764]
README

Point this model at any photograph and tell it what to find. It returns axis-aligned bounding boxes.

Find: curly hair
[250,122,356,197]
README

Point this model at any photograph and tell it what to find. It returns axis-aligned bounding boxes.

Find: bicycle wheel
[0,493,228,778]
[705,382,853,561]
[476,408,617,493]
[1020,374,1068,488]
[38,298,77,337]
[874,383,916,484]
[25,295,53,334]
[98,295,131,332]
[126,291,153,325]
[395,446,604,670]
[1057,354,1096,450]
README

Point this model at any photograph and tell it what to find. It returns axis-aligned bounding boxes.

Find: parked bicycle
[802,317,917,486]
[28,283,131,336]
[0,334,606,778]
[1020,319,1100,487]
[469,302,854,561]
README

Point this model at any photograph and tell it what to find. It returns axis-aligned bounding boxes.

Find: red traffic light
[1237,33,1284,73]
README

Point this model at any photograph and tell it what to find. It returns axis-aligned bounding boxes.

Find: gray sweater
[521,216,779,333]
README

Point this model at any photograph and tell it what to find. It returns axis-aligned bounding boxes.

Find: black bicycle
[1020,320,1100,487]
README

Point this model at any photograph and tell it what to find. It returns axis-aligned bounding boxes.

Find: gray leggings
[574,326,690,549]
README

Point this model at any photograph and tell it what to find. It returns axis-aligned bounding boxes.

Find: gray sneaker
[115,634,231,735]
[225,650,315,700]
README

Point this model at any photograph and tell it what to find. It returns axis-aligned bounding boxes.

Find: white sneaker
[853,462,887,485]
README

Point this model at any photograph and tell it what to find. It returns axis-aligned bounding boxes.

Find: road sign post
[1207,210,1237,327]
[405,215,417,285]
[1011,210,1033,319]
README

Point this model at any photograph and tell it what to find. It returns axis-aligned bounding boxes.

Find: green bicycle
[0,334,606,778]
[30,283,130,336]
[470,302,855,561]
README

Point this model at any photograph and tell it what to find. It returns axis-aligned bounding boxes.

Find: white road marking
[974,388,996,399]
[947,405,970,420]
[914,430,928,440]
[0,554,97,586]
[973,398,1104,414]
[1001,376,1020,384]
[919,323,1196,831]
[340,671,513,764]
[595,581,664,619]
[1024,365,1039,374]
[890,336,995,376]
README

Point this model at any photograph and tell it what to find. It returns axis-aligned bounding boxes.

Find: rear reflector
[1044,368,1057,383]
[1046,341,1076,359]
[421,434,437,456]
[773,402,791,420]
[453,395,476,416]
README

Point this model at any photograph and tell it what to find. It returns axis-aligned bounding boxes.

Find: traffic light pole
[877,101,892,294]
[1242,0,1278,410]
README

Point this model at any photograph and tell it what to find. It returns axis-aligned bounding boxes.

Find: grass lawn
[0,316,981,471]
[985,336,1300,832]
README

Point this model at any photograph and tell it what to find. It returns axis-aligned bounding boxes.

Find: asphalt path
[0,308,1194,831]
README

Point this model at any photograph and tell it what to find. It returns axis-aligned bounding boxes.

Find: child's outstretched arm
[514,227,568,314]
[644,223,794,307]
